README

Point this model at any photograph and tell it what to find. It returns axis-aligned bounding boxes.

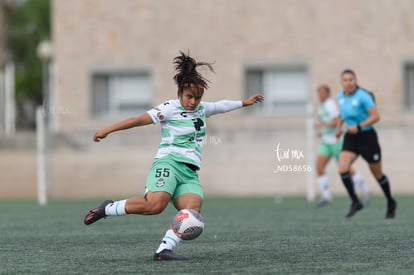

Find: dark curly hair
[173,51,214,92]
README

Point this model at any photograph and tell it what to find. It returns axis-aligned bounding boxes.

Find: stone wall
[2,0,414,199]
[1,124,412,199]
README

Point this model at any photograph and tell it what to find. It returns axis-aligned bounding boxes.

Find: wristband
[357,124,362,132]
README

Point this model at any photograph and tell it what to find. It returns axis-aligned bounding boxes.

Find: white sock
[155,229,181,253]
[318,175,331,201]
[104,200,127,216]
[352,172,370,195]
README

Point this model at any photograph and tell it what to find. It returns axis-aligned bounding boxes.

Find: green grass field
[1,196,413,274]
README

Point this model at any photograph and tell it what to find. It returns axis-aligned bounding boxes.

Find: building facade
[2,0,414,199]
[53,0,414,131]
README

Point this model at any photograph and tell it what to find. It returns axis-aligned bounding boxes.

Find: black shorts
[342,129,381,163]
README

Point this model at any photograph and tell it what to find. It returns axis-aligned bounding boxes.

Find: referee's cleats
[153,249,188,261]
[84,200,114,225]
[386,199,397,219]
[345,201,363,218]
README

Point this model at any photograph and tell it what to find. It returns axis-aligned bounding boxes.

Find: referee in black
[335,69,397,218]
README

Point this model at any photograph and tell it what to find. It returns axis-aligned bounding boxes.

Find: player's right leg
[338,150,363,218]
[349,168,372,206]
[316,154,332,207]
[84,158,176,225]
[83,199,115,225]
[83,192,171,225]
[316,143,332,207]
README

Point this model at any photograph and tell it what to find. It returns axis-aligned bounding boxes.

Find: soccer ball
[172,209,204,240]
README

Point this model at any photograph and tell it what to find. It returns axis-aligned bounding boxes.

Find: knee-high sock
[352,171,370,195]
[155,228,181,253]
[318,175,331,201]
[105,200,127,216]
[340,172,360,203]
[378,175,393,202]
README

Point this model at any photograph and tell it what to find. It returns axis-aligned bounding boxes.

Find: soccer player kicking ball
[83,51,264,260]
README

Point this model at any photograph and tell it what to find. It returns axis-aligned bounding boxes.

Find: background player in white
[314,84,371,207]
[83,51,264,260]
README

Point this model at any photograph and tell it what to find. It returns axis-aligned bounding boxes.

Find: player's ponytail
[173,51,214,92]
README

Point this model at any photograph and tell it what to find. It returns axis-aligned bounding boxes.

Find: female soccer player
[314,84,371,208]
[336,69,397,218]
[83,51,264,260]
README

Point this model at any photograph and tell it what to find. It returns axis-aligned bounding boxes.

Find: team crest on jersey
[156,178,165,187]
[352,99,358,106]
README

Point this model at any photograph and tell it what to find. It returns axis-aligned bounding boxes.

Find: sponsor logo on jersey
[156,112,165,120]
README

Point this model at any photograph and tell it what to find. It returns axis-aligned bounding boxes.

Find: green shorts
[145,156,204,201]
[318,141,342,160]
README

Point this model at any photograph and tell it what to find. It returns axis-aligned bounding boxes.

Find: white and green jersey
[318,98,339,144]
[147,99,242,168]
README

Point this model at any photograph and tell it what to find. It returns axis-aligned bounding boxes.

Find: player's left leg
[368,161,397,219]
[153,161,203,261]
[360,129,396,218]
[173,193,203,211]
[153,193,203,261]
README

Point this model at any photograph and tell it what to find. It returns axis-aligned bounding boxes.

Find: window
[91,71,152,117]
[245,66,308,115]
[404,63,414,111]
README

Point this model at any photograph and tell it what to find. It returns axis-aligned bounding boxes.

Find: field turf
[0,196,413,274]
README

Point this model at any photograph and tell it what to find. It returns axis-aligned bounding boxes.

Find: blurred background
[0,0,413,202]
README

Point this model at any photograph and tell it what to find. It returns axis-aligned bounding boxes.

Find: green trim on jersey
[161,128,170,138]
[146,99,242,168]
[318,98,339,144]
[167,119,197,128]
[147,100,209,168]
[318,103,336,136]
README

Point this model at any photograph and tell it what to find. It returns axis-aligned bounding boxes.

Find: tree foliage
[6,0,50,105]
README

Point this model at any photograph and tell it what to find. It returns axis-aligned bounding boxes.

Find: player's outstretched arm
[93,113,153,142]
[208,93,264,116]
[242,94,264,107]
